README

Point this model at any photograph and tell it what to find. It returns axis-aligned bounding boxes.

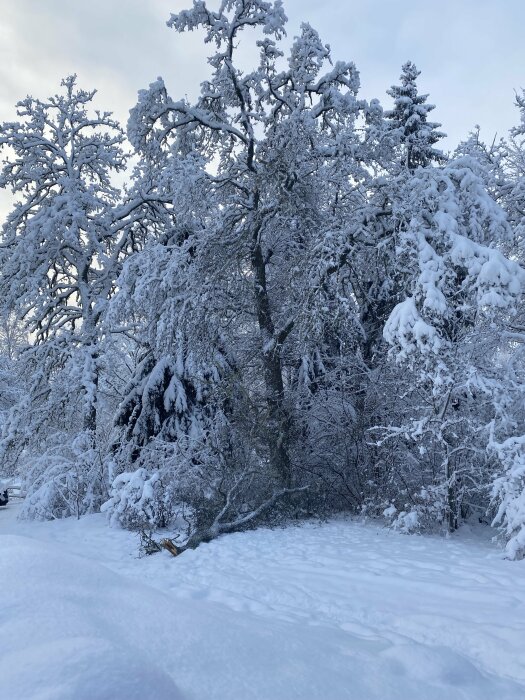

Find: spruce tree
[386,61,446,170]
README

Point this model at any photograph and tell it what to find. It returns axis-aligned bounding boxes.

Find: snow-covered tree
[0,77,128,430]
[104,0,370,538]
[0,316,26,483]
[502,91,525,238]
[378,156,525,531]
[386,61,446,171]
[486,97,525,556]
[491,434,525,559]
[0,77,169,517]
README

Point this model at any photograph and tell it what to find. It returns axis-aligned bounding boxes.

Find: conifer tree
[386,61,446,170]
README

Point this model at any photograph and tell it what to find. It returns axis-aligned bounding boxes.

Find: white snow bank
[1,511,525,699]
[0,535,182,700]
[2,637,178,700]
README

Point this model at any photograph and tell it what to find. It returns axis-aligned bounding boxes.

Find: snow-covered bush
[491,437,525,559]
[382,484,448,533]
[102,468,176,530]
[19,432,107,520]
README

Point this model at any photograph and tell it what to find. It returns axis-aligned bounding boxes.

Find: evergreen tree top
[386,61,446,170]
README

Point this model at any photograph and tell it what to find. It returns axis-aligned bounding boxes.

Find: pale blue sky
[1,0,524,150]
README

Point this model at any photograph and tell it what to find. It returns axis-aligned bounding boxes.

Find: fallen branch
[139,529,163,556]
[168,485,309,556]
[139,485,309,557]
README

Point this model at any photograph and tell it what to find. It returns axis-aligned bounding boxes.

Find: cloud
[285,0,525,147]
[0,0,207,127]
[0,0,523,153]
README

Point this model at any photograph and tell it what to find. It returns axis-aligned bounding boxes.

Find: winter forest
[1,0,525,559]
[3,2,525,698]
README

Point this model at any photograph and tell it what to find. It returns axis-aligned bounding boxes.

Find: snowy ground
[1,503,525,700]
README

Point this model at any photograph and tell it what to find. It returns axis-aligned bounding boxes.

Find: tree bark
[251,238,292,488]
[83,345,99,434]
[445,453,458,532]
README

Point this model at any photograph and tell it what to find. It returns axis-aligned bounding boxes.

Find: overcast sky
[1,0,524,151]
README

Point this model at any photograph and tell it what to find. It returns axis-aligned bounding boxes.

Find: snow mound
[0,535,183,700]
[1,637,178,700]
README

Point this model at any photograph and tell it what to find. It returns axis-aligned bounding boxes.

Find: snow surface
[1,504,525,699]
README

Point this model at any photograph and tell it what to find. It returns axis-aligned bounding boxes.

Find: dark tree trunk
[251,238,292,488]
[83,347,99,434]
[445,454,458,532]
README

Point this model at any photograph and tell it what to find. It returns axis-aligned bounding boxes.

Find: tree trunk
[251,239,292,488]
[440,392,458,533]
[445,454,458,532]
[83,346,99,434]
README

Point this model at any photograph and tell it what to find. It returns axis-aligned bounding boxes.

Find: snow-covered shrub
[19,432,107,520]
[102,468,177,530]
[383,485,448,533]
[391,510,420,533]
[491,437,525,560]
